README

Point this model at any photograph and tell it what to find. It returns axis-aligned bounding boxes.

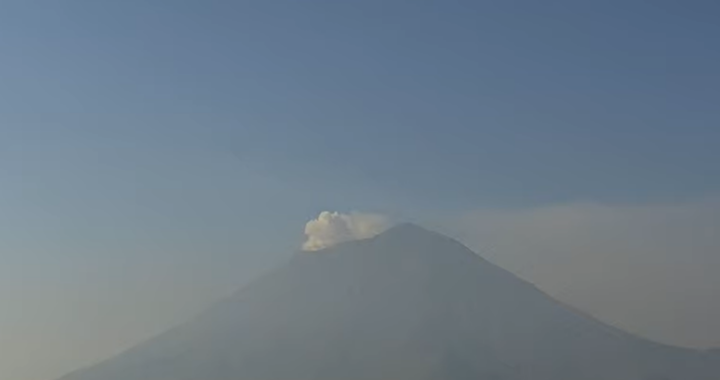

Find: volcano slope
[58,224,720,380]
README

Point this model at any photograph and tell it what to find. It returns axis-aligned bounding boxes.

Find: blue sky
[3,1,719,206]
[2,2,720,380]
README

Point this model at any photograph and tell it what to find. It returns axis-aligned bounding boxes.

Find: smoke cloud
[303,211,390,251]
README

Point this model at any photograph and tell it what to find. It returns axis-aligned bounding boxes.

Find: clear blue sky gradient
[1,2,720,379]
[3,1,719,206]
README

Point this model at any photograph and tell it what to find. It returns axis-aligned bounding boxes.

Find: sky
[1,1,720,380]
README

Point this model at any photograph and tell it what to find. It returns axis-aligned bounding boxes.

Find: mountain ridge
[58,223,719,380]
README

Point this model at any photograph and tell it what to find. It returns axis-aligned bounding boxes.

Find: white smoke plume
[302,211,390,251]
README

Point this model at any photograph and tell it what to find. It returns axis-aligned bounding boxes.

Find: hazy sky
[2,2,720,380]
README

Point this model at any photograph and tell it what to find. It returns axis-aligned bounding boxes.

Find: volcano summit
[59,224,719,380]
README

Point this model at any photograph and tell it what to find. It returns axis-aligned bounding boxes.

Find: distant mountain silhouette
[59,223,719,380]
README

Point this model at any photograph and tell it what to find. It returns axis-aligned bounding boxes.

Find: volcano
[59,223,718,380]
